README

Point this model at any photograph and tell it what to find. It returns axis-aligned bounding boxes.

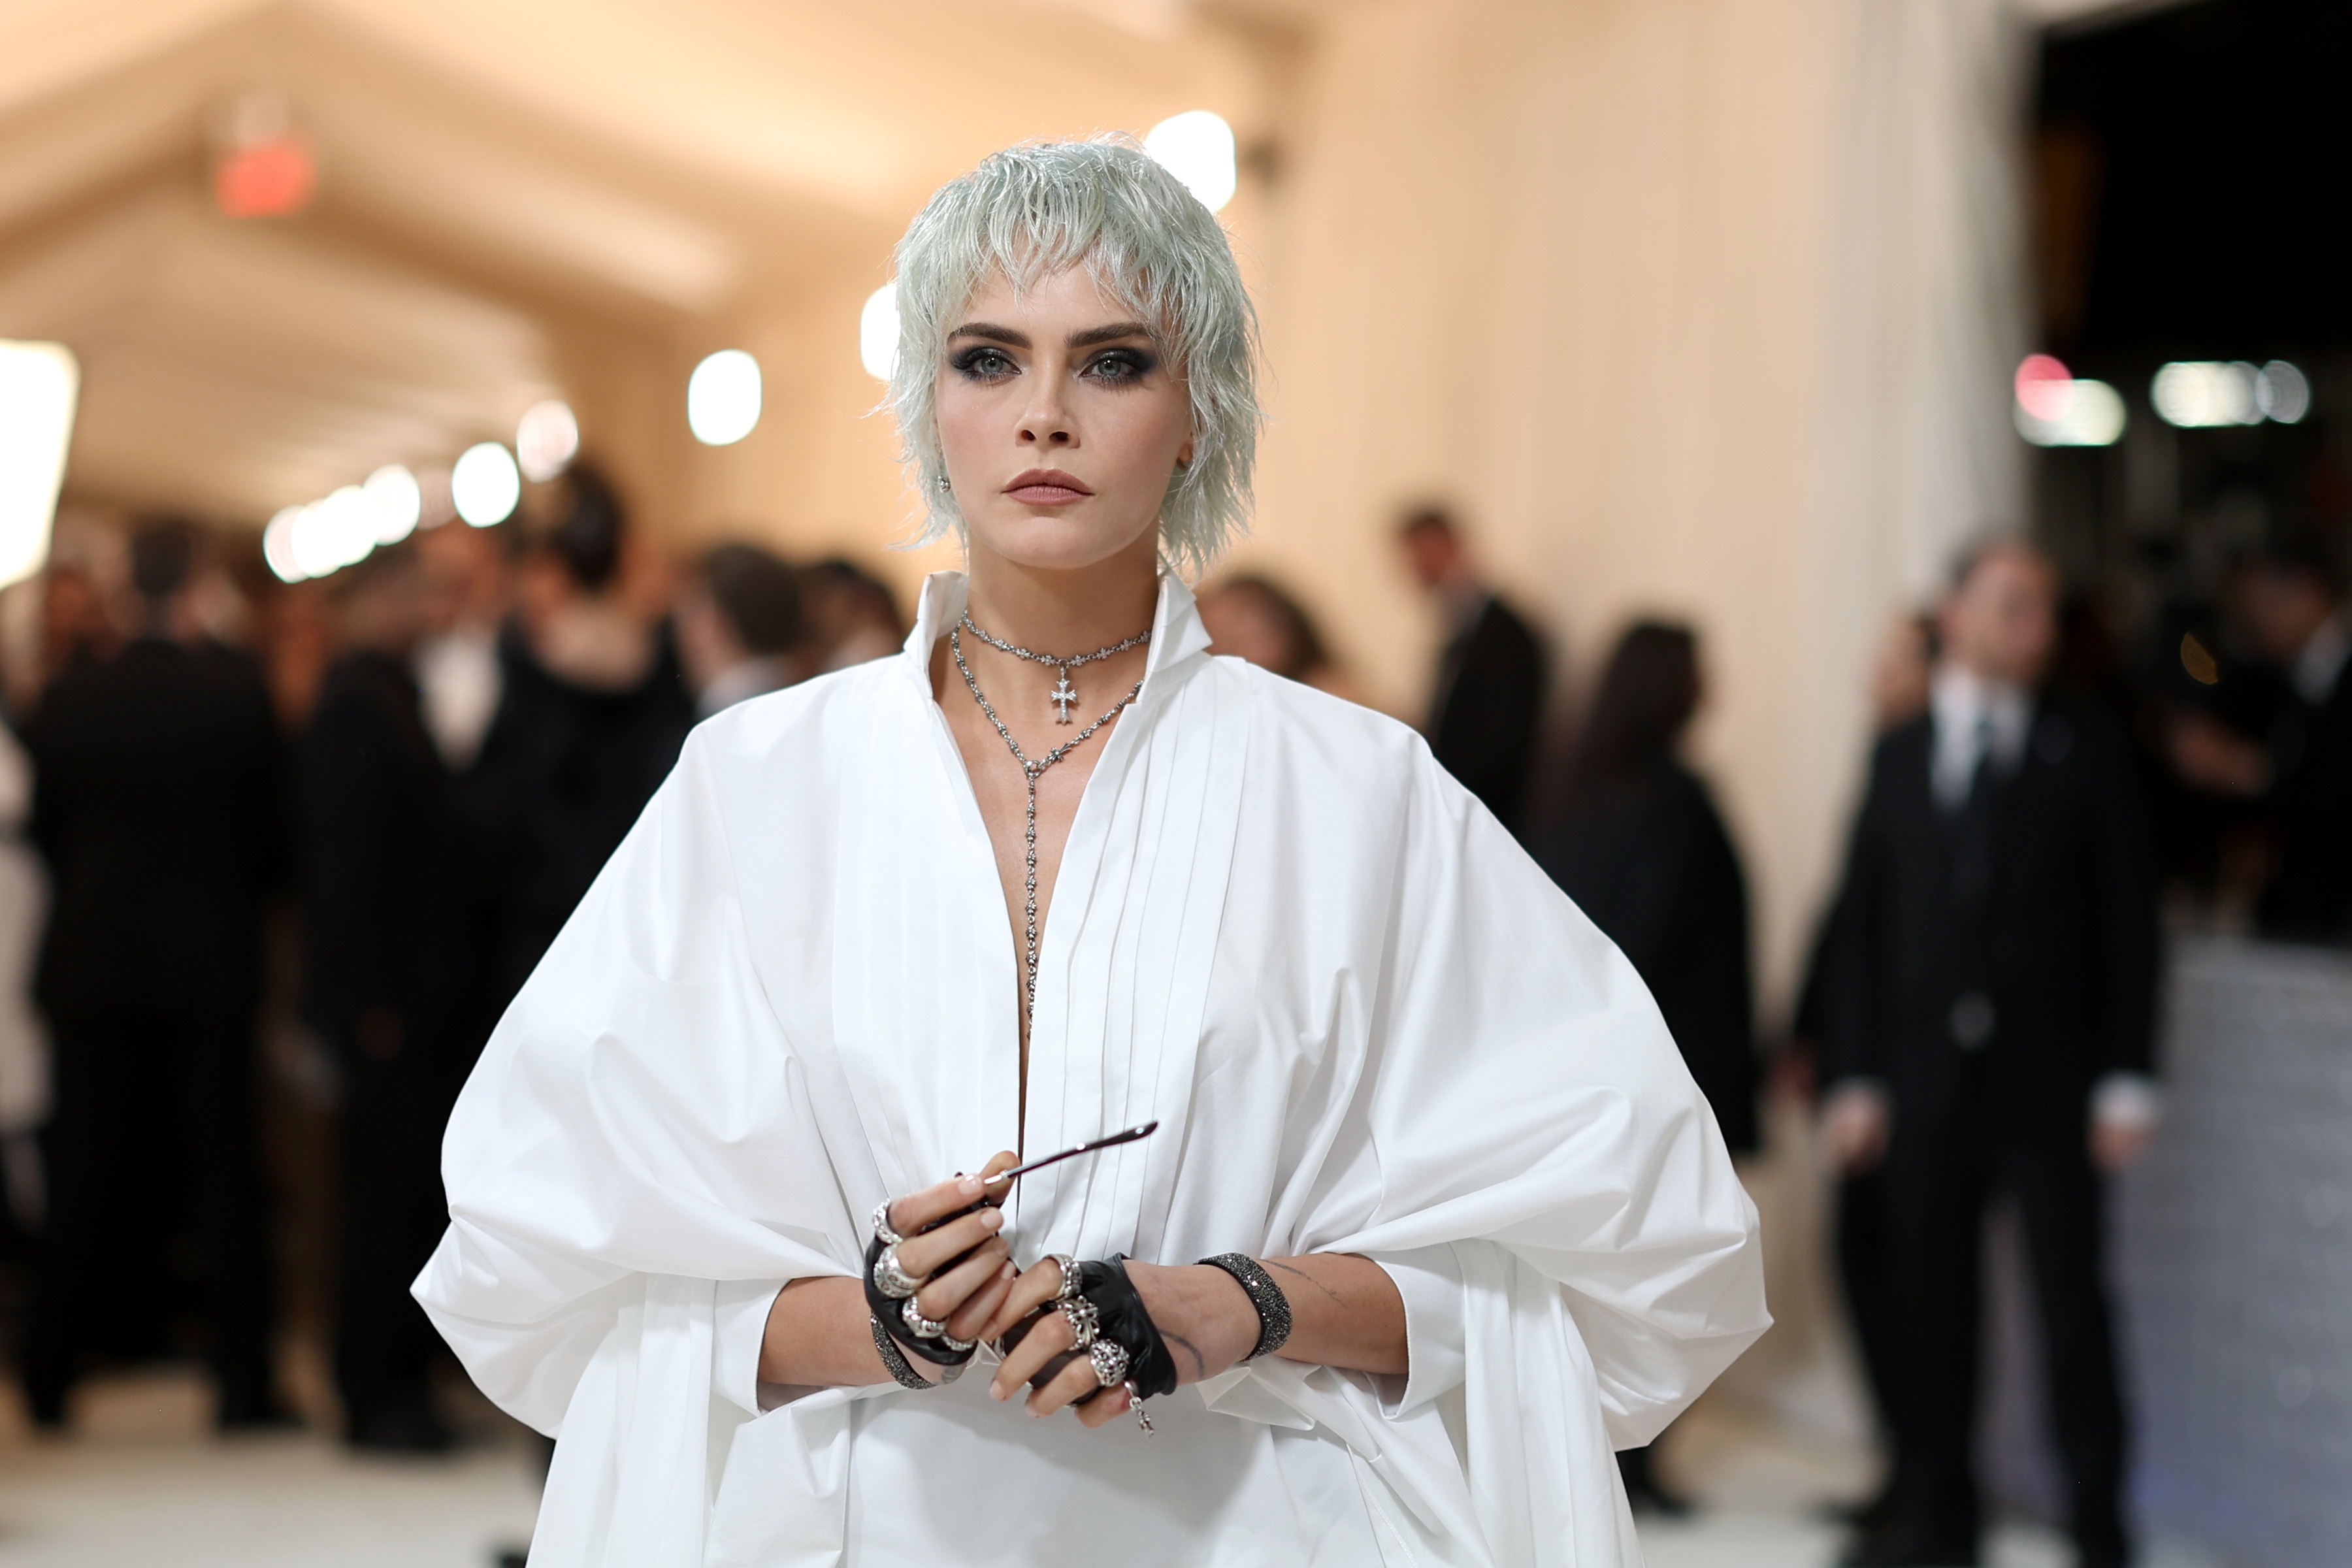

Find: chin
[969,510,1158,573]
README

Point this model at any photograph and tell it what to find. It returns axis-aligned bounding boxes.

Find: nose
[1017,377,1073,448]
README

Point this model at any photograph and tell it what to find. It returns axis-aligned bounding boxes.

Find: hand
[882,1152,1022,1362]
[2090,1117,2154,1174]
[981,1259,1257,1428]
[1821,1082,1891,1174]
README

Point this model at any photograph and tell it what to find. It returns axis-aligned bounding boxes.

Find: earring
[937,474,952,492]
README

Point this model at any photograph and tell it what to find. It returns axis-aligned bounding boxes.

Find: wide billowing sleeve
[1236,738,1767,1565]
[414,728,863,1568]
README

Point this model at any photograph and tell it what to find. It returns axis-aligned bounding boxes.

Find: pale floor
[0,1367,2223,1568]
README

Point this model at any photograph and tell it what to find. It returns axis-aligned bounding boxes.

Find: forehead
[955,263,1142,327]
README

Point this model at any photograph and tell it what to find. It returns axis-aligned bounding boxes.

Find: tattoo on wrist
[1266,1258,1346,1310]
[1162,1329,1207,1380]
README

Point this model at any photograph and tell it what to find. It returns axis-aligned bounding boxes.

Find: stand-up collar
[899,570,1213,696]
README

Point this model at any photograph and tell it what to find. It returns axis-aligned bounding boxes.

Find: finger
[945,1262,1017,1345]
[977,1150,1018,1201]
[990,1310,1073,1401]
[1026,1352,1106,1420]
[1074,1382,1132,1429]
[913,1236,1011,1323]
[887,1172,989,1237]
[980,1258,1069,1343]
[894,1206,1005,1278]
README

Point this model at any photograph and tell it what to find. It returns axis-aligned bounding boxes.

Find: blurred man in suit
[1397,506,1547,832]
[1820,540,2158,1568]
[301,547,509,1450]
[20,520,287,1429]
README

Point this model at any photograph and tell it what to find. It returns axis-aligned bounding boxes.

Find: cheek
[934,381,1002,465]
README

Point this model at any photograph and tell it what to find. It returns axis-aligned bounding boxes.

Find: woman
[419,140,1764,1567]
[1537,623,1757,1156]
[1533,622,1760,1517]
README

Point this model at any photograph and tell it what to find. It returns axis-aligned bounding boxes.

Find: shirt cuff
[712,1278,788,1416]
[2092,1071,2163,1134]
[1370,1244,1466,1416]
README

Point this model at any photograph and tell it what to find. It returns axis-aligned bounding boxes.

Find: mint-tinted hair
[884,137,1262,576]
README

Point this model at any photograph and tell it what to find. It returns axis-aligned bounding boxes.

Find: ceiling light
[2014,355,2125,447]
[517,400,580,481]
[860,285,900,381]
[689,350,762,446]
[2153,362,2262,428]
[364,464,422,546]
[2256,361,2310,424]
[263,506,308,583]
[1145,111,1238,212]
[0,338,78,589]
[451,442,521,526]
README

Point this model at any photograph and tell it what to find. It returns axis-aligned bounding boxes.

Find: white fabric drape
[418,572,1767,1567]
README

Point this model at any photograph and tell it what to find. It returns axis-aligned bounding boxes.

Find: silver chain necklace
[958,612,1151,724]
[951,622,1147,1023]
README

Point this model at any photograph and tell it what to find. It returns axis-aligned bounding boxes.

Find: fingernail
[999,1262,1015,1280]
[981,1208,1004,1230]
[958,1176,983,1196]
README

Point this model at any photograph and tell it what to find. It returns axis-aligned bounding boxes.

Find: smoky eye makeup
[1083,347,1157,385]
[949,344,1020,381]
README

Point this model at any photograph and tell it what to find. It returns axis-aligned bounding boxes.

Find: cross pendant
[1049,672,1079,723]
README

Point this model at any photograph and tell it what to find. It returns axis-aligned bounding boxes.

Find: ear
[1177,440,1195,469]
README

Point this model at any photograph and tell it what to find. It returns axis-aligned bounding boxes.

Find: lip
[1003,468,1094,505]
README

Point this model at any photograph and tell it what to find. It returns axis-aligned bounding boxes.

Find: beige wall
[1233,0,2025,1011]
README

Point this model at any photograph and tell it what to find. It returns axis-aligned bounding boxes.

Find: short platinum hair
[884,137,1262,576]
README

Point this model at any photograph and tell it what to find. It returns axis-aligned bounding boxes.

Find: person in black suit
[1534,619,1757,1515]
[1820,540,2159,1568]
[20,521,287,1429]
[483,465,695,1008]
[300,548,506,1450]
[1397,506,1547,832]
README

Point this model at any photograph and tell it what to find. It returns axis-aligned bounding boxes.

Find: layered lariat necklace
[951,611,1151,1022]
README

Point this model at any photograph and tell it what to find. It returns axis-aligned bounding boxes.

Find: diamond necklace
[951,622,1146,1024]
[958,612,1152,724]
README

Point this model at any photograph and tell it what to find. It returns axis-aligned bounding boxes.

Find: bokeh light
[516,399,580,481]
[688,349,762,445]
[860,285,900,381]
[363,463,421,546]
[451,441,521,526]
[1145,110,1238,213]
[2153,361,2262,428]
[2256,360,2310,424]
[0,337,78,588]
[2014,355,2125,447]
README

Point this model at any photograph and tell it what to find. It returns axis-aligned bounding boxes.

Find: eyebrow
[947,321,1155,350]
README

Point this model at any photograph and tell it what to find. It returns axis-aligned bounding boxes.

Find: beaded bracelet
[1198,1253,1293,1362]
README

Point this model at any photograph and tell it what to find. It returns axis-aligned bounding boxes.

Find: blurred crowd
[0,478,2344,1565]
[0,467,904,1450]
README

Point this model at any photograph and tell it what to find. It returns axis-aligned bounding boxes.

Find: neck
[962,534,1160,655]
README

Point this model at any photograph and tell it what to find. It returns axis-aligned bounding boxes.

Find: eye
[1083,348,1154,385]
[951,346,1018,382]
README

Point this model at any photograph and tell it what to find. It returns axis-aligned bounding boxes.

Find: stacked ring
[872,1245,921,1299]
[1088,1339,1131,1389]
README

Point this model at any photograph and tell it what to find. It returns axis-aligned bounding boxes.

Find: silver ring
[941,1330,976,1353]
[1058,1297,1100,1349]
[1087,1339,1130,1389]
[901,1296,949,1340]
[872,1244,921,1300]
[1048,1254,1081,1303]
[871,1200,904,1248]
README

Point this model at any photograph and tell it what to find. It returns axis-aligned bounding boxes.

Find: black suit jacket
[1536,762,1759,1152]
[477,623,694,1008]
[299,650,503,1058]
[2259,661,2352,943]
[28,637,284,1023]
[1820,700,2159,1147]
[1429,595,1546,830]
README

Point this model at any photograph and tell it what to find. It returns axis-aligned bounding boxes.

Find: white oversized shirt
[417,571,1767,1567]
